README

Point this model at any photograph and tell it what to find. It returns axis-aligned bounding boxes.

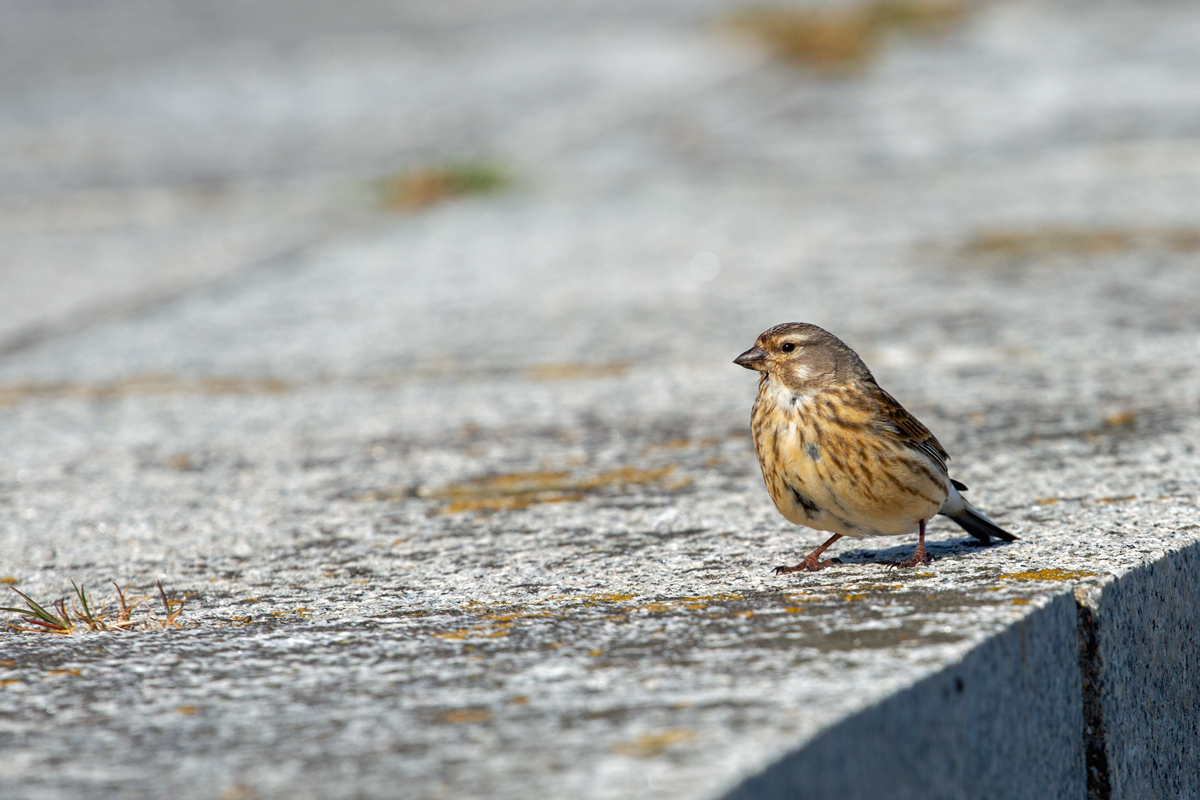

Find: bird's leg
[887,519,936,569]
[773,533,843,574]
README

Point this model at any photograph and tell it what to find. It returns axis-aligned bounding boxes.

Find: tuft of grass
[381,161,508,210]
[2,581,185,634]
[728,0,968,72]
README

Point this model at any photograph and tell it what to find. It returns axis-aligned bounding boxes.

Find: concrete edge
[719,538,1200,800]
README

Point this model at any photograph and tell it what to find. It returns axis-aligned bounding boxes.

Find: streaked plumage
[735,322,1016,571]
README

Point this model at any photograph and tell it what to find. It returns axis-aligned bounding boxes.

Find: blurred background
[4,0,1199,381]
[4,0,1200,545]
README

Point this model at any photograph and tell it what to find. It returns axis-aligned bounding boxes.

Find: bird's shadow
[829,536,1014,567]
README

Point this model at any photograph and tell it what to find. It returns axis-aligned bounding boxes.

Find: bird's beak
[734,345,768,371]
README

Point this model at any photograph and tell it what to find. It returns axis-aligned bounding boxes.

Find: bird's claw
[884,552,936,569]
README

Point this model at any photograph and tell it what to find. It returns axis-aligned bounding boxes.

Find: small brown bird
[735,322,1016,571]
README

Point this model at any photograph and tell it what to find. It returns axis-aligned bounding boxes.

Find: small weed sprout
[381,161,507,210]
[2,581,185,634]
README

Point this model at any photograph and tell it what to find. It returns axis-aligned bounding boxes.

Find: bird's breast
[751,381,946,537]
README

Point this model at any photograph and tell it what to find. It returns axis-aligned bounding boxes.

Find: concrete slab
[2,1,1200,798]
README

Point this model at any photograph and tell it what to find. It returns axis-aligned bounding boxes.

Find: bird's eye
[780,342,796,353]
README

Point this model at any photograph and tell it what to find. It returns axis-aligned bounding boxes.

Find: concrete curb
[1080,540,1200,799]
[723,541,1200,800]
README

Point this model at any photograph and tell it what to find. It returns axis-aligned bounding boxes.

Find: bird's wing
[870,386,950,472]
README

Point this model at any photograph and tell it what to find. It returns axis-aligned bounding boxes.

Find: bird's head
[733,322,869,389]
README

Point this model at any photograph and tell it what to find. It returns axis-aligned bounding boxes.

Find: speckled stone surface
[725,592,1086,800]
[2,1,1200,799]
[1077,542,1200,800]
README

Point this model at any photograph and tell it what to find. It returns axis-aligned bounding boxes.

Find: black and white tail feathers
[938,479,1018,544]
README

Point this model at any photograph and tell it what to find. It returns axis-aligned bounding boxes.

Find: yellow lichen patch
[581,593,637,604]
[1035,498,1061,506]
[844,594,866,601]
[218,786,259,800]
[176,705,198,715]
[1104,410,1137,428]
[423,466,680,514]
[47,669,80,676]
[613,729,696,758]
[0,375,290,408]
[477,628,511,642]
[432,629,470,641]
[1096,496,1136,504]
[428,591,755,642]
[432,623,512,641]
[638,601,674,614]
[965,226,1200,259]
[0,660,13,666]
[999,569,1097,581]
[630,593,743,616]
[429,470,573,498]
[423,469,577,512]
[382,162,506,211]
[661,475,694,491]
[1012,598,1030,605]
[644,437,720,453]
[476,611,554,623]
[269,608,309,619]
[525,362,631,381]
[167,454,194,470]
[0,679,22,687]
[577,466,676,490]
[440,709,493,724]
[784,607,804,613]
[1,577,18,584]
[727,0,967,72]
[442,494,583,514]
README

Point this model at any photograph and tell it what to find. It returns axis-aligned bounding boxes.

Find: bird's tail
[938,481,1018,544]
[944,506,1018,544]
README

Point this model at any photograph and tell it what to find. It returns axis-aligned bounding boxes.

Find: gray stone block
[3,0,1200,798]
[724,593,1085,800]
[1079,541,1200,799]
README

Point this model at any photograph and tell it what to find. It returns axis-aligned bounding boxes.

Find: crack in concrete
[1076,600,1112,800]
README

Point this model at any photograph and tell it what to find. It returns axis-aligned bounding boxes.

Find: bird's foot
[884,550,936,569]
[773,557,840,574]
